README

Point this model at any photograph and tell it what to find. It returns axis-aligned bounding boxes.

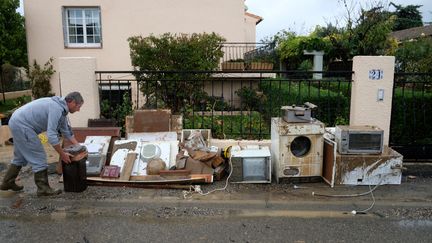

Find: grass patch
[0,96,31,114]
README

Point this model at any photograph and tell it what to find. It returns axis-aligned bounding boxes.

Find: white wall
[58,57,100,127]
[24,0,254,95]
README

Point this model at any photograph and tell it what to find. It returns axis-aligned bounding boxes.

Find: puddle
[398,220,432,228]
[237,209,370,218]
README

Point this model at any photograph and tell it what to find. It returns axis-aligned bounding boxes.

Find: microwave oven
[335,125,384,154]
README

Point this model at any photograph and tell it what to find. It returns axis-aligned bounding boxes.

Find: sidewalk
[1,142,431,207]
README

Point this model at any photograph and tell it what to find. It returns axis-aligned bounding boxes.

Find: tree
[128,32,225,114]
[351,6,397,56]
[0,0,27,67]
[277,34,331,70]
[0,0,27,102]
[312,3,397,66]
[390,2,423,31]
[395,37,432,72]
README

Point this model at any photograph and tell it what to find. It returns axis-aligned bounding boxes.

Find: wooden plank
[214,164,226,181]
[86,174,211,184]
[159,170,191,177]
[190,174,213,183]
[119,153,137,181]
[86,181,192,189]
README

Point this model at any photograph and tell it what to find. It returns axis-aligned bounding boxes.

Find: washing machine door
[290,136,311,157]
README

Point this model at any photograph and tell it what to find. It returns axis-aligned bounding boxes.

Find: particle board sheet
[133,110,171,132]
[323,135,337,188]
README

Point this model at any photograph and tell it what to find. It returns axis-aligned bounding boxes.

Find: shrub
[27,58,55,99]
[128,32,225,114]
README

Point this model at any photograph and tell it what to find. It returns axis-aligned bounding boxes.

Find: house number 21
[369,69,383,80]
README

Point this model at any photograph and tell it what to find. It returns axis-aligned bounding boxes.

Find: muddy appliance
[271,104,325,183]
[323,127,403,186]
[281,102,317,123]
[229,146,272,183]
[335,125,384,154]
[84,136,111,176]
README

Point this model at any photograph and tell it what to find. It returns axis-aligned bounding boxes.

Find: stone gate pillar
[350,56,395,146]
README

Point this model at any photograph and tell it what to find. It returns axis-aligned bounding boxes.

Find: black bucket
[62,157,87,192]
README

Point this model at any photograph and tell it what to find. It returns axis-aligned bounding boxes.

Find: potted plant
[249,61,274,70]
[247,55,274,70]
[221,59,245,70]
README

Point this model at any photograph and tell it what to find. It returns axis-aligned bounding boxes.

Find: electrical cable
[183,149,234,199]
[312,176,386,215]
[352,184,376,215]
[311,181,381,197]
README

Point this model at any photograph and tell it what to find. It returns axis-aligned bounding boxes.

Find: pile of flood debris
[61,110,226,189]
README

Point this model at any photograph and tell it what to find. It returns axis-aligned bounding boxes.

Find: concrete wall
[0,90,32,100]
[58,57,100,127]
[350,56,396,146]
[24,0,256,95]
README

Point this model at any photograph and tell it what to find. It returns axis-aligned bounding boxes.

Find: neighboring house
[390,25,432,42]
[24,0,262,95]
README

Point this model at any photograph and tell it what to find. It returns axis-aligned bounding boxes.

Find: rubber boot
[0,164,24,191]
[34,169,62,196]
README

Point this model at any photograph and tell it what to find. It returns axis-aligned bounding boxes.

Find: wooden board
[86,173,213,184]
[119,153,138,180]
[133,110,171,132]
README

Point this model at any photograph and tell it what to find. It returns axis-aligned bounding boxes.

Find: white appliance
[271,117,324,183]
[230,146,271,183]
[323,129,403,186]
[83,136,111,176]
[335,125,384,154]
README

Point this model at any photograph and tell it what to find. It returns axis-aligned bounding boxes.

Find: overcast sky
[246,0,432,41]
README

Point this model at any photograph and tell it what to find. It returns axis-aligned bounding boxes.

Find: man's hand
[61,152,73,164]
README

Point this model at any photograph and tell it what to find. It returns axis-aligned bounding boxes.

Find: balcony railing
[220,42,277,71]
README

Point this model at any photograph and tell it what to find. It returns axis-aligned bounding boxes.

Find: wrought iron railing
[96,70,353,139]
[390,72,432,161]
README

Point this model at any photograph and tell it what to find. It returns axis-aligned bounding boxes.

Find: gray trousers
[9,121,48,173]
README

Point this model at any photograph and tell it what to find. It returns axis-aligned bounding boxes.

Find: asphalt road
[1,163,431,242]
[1,196,432,243]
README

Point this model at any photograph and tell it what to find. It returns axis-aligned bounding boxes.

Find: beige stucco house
[24,0,262,95]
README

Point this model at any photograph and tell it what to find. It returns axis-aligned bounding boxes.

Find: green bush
[258,78,350,126]
[128,32,225,114]
[390,89,432,145]
[27,58,55,99]
[183,111,269,139]
[0,95,31,115]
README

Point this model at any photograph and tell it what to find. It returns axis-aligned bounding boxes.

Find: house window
[63,7,101,48]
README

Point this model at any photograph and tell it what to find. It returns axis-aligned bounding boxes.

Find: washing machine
[271,117,325,183]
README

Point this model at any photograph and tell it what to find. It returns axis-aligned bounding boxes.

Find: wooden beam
[119,152,137,181]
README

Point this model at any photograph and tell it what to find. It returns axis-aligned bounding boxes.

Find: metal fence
[390,72,432,161]
[96,70,353,139]
[0,67,30,93]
